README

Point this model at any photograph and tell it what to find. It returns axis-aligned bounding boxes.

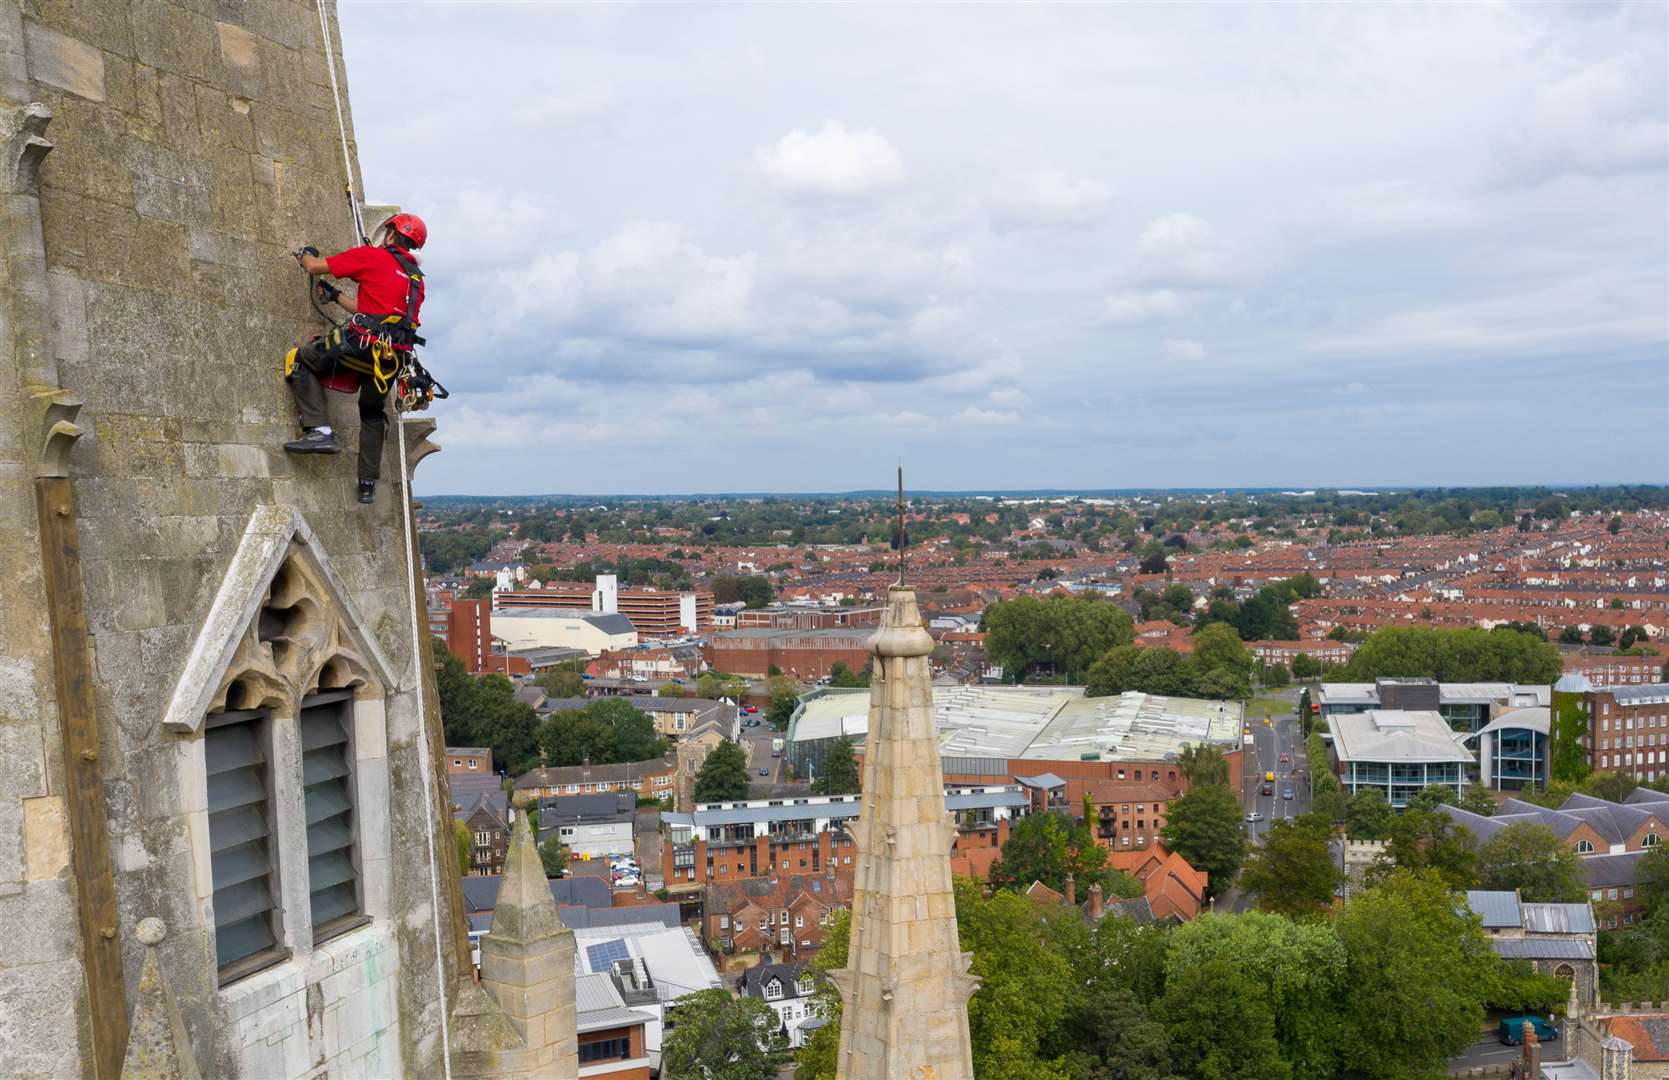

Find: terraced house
[1441,790,1669,927]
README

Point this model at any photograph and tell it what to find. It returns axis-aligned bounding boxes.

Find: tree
[954,881,1076,1080]
[1178,743,1229,788]
[827,661,870,689]
[1161,783,1247,896]
[1191,623,1255,696]
[1334,625,1563,684]
[1345,788,1393,840]
[1165,911,1348,1077]
[1610,515,1623,535]
[991,811,1140,900]
[456,820,472,874]
[1451,782,1495,816]
[1158,958,1291,1080]
[463,577,494,600]
[793,911,849,1080]
[766,679,801,729]
[1310,772,1349,825]
[662,988,785,1080]
[1384,808,1478,891]
[1477,822,1587,902]
[813,735,860,795]
[1240,815,1345,919]
[434,640,540,775]
[535,664,586,700]
[1261,663,1291,689]
[1335,869,1498,1079]
[536,698,667,767]
[538,835,569,878]
[1550,691,1592,784]
[1635,844,1669,915]
[984,595,1134,684]
[1138,543,1170,575]
[694,739,751,803]
[1558,625,1586,645]
[1591,624,1617,646]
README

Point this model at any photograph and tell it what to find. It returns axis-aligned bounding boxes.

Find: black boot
[284,429,339,455]
[357,480,375,505]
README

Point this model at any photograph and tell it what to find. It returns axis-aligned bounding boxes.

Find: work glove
[315,280,342,305]
[292,245,321,263]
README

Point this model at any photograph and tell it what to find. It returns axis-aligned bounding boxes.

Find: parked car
[1499,1016,1559,1045]
[744,705,759,714]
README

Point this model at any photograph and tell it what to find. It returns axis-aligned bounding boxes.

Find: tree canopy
[434,639,540,775]
[1239,814,1345,919]
[535,698,668,767]
[1160,783,1247,896]
[812,735,860,796]
[1329,626,1562,684]
[1477,822,1588,902]
[662,988,785,1080]
[693,739,751,803]
[983,595,1134,683]
[990,810,1142,900]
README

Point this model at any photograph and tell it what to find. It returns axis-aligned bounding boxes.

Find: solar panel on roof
[585,938,631,971]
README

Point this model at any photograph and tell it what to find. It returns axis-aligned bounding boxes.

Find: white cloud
[987,165,1111,230]
[954,406,1022,426]
[1104,289,1182,325]
[754,121,906,197]
[1137,213,1231,287]
[1163,338,1208,362]
[1495,56,1668,185]
[512,83,615,129]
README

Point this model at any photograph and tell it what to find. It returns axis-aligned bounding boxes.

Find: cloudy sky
[338,3,1667,495]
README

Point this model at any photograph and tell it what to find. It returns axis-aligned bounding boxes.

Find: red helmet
[384,212,427,249]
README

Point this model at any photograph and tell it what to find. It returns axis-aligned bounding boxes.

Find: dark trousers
[287,336,387,482]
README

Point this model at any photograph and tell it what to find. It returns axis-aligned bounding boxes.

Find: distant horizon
[417,482,1667,502]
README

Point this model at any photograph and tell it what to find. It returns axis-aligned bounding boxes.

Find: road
[1239,689,1311,845]
[1447,1031,1524,1075]
[742,720,781,783]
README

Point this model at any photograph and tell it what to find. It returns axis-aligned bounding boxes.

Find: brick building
[704,873,854,958]
[736,606,886,630]
[1562,650,1666,688]
[1441,790,1669,927]
[1564,679,1669,780]
[497,574,714,637]
[1246,638,1357,670]
[660,787,1026,891]
[512,754,678,802]
[704,628,875,679]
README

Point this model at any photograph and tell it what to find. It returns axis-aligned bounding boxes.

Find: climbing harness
[287,245,448,409]
[310,6,453,1072]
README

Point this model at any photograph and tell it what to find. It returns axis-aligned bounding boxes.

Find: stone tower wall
[0,2,457,1076]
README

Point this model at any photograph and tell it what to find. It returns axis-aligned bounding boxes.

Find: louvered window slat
[206,715,279,976]
[301,700,360,937]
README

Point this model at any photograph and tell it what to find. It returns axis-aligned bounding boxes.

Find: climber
[282,212,428,504]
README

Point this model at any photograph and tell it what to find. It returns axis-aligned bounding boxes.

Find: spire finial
[896,464,906,586]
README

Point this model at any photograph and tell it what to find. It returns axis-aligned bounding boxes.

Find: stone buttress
[451,794,579,1079]
[830,585,977,1080]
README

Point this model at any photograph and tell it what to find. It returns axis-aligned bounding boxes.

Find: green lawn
[1246,697,1293,721]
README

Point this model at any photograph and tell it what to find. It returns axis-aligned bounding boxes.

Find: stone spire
[830,585,977,1080]
[454,794,578,1079]
[120,919,202,1080]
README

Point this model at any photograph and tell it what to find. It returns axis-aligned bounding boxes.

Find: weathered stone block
[22,795,68,881]
[23,21,106,102]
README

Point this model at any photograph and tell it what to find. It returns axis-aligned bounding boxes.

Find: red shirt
[325,245,425,323]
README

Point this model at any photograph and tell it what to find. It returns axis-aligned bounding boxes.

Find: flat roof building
[490,608,639,657]
[1326,709,1475,808]
[1317,678,1549,734]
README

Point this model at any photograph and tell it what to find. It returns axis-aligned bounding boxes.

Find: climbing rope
[313,5,453,1071]
[315,0,368,246]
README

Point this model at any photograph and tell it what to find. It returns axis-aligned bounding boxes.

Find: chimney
[1087,882,1105,918]
[1065,873,1076,907]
